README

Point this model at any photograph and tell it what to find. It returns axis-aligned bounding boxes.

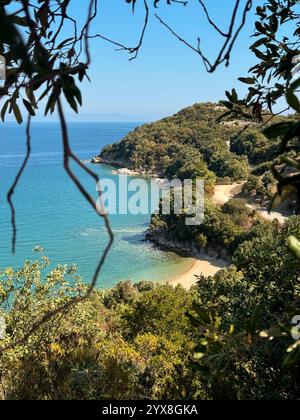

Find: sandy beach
[168,257,228,289]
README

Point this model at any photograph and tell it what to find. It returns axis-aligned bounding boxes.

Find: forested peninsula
[1,107,299,400]
[93,102,295,261]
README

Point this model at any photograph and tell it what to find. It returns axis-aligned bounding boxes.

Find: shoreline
[90,160,246,289]
[167,257,228,290]
[91,160,231,288]
[93,159,290,224]
[90,157,163,178]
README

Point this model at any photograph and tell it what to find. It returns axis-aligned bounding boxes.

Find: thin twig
[155,0,253,73]
[2,99,114,350]
[198,0,228,37]
[6,115,32,254]
[88,0,149,61]
[2,0,114,349]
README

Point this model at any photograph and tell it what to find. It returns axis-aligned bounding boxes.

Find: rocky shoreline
[91,155,231,266]
[90,156,161,177]
[146,230,231,263]
[91,156,127,167]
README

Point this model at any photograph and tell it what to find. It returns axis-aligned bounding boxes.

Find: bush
[243,174,274,201]
[230,130,278,164]
[223,198,250,216]
[149,196,260,256]
[0,258,199,400]
[196,233,208,248]
[208,150,250,181]
[165,147,216,188]
[190,217,300,400]
[121,284,194,341]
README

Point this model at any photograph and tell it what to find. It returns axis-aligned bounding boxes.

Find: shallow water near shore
[0,122,194,288]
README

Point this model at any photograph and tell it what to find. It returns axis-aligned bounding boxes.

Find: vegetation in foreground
[1,0,300,401]
[0,214,299,401]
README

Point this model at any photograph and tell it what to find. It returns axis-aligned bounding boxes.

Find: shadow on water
[121,232,146,244]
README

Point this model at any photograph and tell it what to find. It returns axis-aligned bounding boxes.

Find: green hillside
[97,103,250,185]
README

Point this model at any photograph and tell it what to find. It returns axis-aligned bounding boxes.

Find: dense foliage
[230,129,279,165]
[0,257,204,400]
[0,221,299,401]
[191,217,300,400]
[98,103,250,183]
[242,173,275,203]
[220,0,300,211]
[1,0,300,402]
[149,197,263,257]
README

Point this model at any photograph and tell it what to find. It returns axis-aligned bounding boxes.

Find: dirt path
[213,183,288,224]
[246,204,288,224]
[213,184,243,205]
[167,183,290,290]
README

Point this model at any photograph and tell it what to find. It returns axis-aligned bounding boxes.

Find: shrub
[0,257,199,400]
[189,218,300,400]
[223,198,250,216]
[230,130,278,164]
[208,151,250,181]
[243,174,274,201]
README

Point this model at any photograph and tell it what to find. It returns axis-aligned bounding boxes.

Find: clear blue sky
[38,1,261,121]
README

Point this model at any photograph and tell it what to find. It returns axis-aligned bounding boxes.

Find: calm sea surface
[0,122,191,288]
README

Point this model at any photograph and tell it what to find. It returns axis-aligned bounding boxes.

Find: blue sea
[0,122,191,288]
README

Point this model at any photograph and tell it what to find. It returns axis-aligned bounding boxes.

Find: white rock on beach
[112,168,140,176]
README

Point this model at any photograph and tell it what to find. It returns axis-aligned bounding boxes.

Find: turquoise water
[0,122,190,288]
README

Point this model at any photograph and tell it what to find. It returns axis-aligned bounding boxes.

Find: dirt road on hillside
[213,183,288,224]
